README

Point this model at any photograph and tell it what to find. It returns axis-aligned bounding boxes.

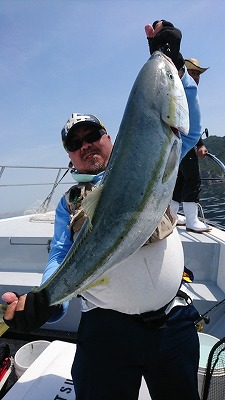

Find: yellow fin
[81,276,109,292]
[82,185,103,222]
[0,322,9,336]
[0,305,9,337]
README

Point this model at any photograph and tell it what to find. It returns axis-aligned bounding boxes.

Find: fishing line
[38,168,70,212]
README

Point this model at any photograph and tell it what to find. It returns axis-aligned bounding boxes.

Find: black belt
[80,290,191,329]
[134,289,191,328]
[134,302,169,327]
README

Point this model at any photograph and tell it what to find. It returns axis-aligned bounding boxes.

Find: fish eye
[167,71,174,80]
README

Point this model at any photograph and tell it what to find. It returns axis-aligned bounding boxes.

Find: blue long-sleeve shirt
[180,67,201,157]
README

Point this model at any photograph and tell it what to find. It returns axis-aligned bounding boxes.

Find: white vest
[81,228,184,314]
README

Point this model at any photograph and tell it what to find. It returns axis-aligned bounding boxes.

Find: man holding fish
[3,20,202,400]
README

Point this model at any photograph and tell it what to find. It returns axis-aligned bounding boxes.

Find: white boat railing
[1,164,225,231]
[0,165,74,218]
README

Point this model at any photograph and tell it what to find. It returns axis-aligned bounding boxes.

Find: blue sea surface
[200,182,225,228]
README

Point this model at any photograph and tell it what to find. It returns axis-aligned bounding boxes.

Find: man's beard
[82,152,107,175]
[85,161,106,175]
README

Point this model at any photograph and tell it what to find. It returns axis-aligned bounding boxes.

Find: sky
[1,0,225,213]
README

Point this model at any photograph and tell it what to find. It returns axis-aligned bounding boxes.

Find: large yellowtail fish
[34,51,189,305]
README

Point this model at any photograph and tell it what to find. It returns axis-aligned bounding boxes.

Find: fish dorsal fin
[82,185,103,222]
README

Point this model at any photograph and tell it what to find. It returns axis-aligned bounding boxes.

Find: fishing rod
[206,153,225,174]
[195,297,225,326]
[201,127,209,138]
[200,127,225,175]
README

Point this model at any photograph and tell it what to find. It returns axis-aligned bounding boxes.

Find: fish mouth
[170,126,180,139]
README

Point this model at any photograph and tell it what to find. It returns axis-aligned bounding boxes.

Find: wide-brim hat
[185,58,209,74]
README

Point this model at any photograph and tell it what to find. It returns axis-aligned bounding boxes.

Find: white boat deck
[0,212,55,237]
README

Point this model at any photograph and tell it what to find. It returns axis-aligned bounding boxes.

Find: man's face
[187,69,201,85]
[68,125,113,174]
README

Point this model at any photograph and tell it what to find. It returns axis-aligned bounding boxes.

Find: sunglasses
[65,129,106,152]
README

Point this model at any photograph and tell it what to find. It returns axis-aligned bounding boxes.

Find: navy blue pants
[173,147,201,203]
[71,304,200,400]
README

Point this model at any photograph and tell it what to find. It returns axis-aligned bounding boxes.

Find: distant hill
[198,135,225,182]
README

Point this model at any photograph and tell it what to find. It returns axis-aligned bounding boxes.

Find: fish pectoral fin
[82,185,103,222]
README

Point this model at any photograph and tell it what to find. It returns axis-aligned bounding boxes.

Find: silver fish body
[35,51,189,305]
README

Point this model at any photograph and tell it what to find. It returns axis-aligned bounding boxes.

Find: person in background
[170,58,211,233]
[2,21,201,400]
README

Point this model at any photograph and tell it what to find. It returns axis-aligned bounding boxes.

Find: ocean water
[200,182,225,228]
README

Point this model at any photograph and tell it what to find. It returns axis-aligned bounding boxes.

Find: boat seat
[182,281,225,314]
[181,281,225,335]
